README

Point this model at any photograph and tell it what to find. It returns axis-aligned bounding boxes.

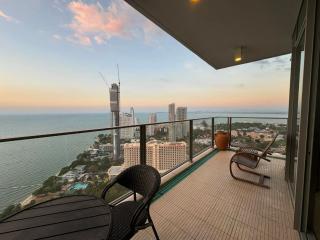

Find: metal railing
[0,116,287,219]
[0,116,288,162]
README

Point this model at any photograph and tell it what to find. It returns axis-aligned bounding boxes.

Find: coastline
[20,194,34,207]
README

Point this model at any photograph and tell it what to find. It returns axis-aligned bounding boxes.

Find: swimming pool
[68,182,88,191]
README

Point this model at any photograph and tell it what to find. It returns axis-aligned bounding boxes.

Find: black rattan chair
[101,165,161,240]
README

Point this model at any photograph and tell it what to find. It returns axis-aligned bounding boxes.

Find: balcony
[0,116,297,239]
[1,0,318,238]
[133,150,299,240]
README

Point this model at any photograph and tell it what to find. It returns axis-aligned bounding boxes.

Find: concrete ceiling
[124,0,301,69]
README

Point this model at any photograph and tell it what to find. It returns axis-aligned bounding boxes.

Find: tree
[0,204,21,219]
[201,120,209,128]
[33,176,63,195]
[59,166,70,176]
[88,165,99,173]
[97,134,112,144]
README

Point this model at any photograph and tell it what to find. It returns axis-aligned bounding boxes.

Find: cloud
[53,34,62,40]
[62,1,163,46]
[94,35,105,44]
[52,0,64,13]
[254,55,291,71]
[142,19,163,44]
[184,62,195,70]
[67,33,92,46]
[273,57,287,65]
[0,9,19,23]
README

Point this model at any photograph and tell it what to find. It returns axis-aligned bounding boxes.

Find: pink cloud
[67,33,92,46]
[64,1,164,46]
[0,9,19,23]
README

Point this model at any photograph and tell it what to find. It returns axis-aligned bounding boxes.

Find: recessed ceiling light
[190,0,200,4]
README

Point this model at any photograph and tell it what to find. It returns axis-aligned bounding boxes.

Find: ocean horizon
[0,111,288,138]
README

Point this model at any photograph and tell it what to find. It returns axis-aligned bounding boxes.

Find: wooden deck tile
[132,151,299,240]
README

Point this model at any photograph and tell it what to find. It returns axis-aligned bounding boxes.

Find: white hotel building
[123,140,187,171]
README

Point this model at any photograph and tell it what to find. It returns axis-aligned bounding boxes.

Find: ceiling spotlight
[234,47,243,62]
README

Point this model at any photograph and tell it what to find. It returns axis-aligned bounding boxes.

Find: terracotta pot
[214,131,230,150]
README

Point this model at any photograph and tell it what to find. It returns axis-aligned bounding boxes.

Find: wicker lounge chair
[101,165,161,240]
[229,133,278,188]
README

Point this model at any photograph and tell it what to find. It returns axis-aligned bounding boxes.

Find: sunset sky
[0,0,291,114]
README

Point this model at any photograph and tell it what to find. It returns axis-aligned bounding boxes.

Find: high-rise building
[120,109,135,139]
[130,107,135,125]
[109,83,120,161]
[176,107,187,121]
[148,140,187,171]
[176,107,188,139]
[148,113,157,136]
[123,143,140,168]
[168,103,175,122]
[123,140,187,171]
[168,103,176,141]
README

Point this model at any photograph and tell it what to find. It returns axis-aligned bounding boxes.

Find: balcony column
[189,120,193,162]
[211,118,215,148]
[228,117,232,148]
[140,125,147,165]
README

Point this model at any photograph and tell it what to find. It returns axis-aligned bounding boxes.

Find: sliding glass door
[290,37,305,193]
[286,0,320,237]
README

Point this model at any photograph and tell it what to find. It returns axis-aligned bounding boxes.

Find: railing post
[211,117,215,148]
[228,117,232,148]
[189,120,193,162]
[140,125,146,165]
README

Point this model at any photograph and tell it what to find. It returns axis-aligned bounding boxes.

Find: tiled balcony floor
[133,151,299,240]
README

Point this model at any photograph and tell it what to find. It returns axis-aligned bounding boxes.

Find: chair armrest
[237,148,259,156]
[236,150,271,162]
[240,151,271,162]
[256,148,273,155]
[101,178,118,200]
[260,156,271,162]
[238,147,272,156]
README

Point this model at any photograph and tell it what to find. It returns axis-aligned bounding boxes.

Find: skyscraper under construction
[109,83,120,161]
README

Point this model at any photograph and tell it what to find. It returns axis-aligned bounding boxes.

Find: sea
[0,112,287,211]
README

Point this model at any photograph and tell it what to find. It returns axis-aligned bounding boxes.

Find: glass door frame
[286,2,307,198]
[305,0,320,238]
[286,0,319,236]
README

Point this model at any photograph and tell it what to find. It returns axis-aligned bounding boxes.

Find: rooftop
[108,166,125,176]
[132,151,298,240]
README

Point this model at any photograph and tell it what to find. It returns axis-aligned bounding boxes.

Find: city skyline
[0,1,291,114]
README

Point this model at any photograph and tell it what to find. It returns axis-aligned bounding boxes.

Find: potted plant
[214,131,230,150]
